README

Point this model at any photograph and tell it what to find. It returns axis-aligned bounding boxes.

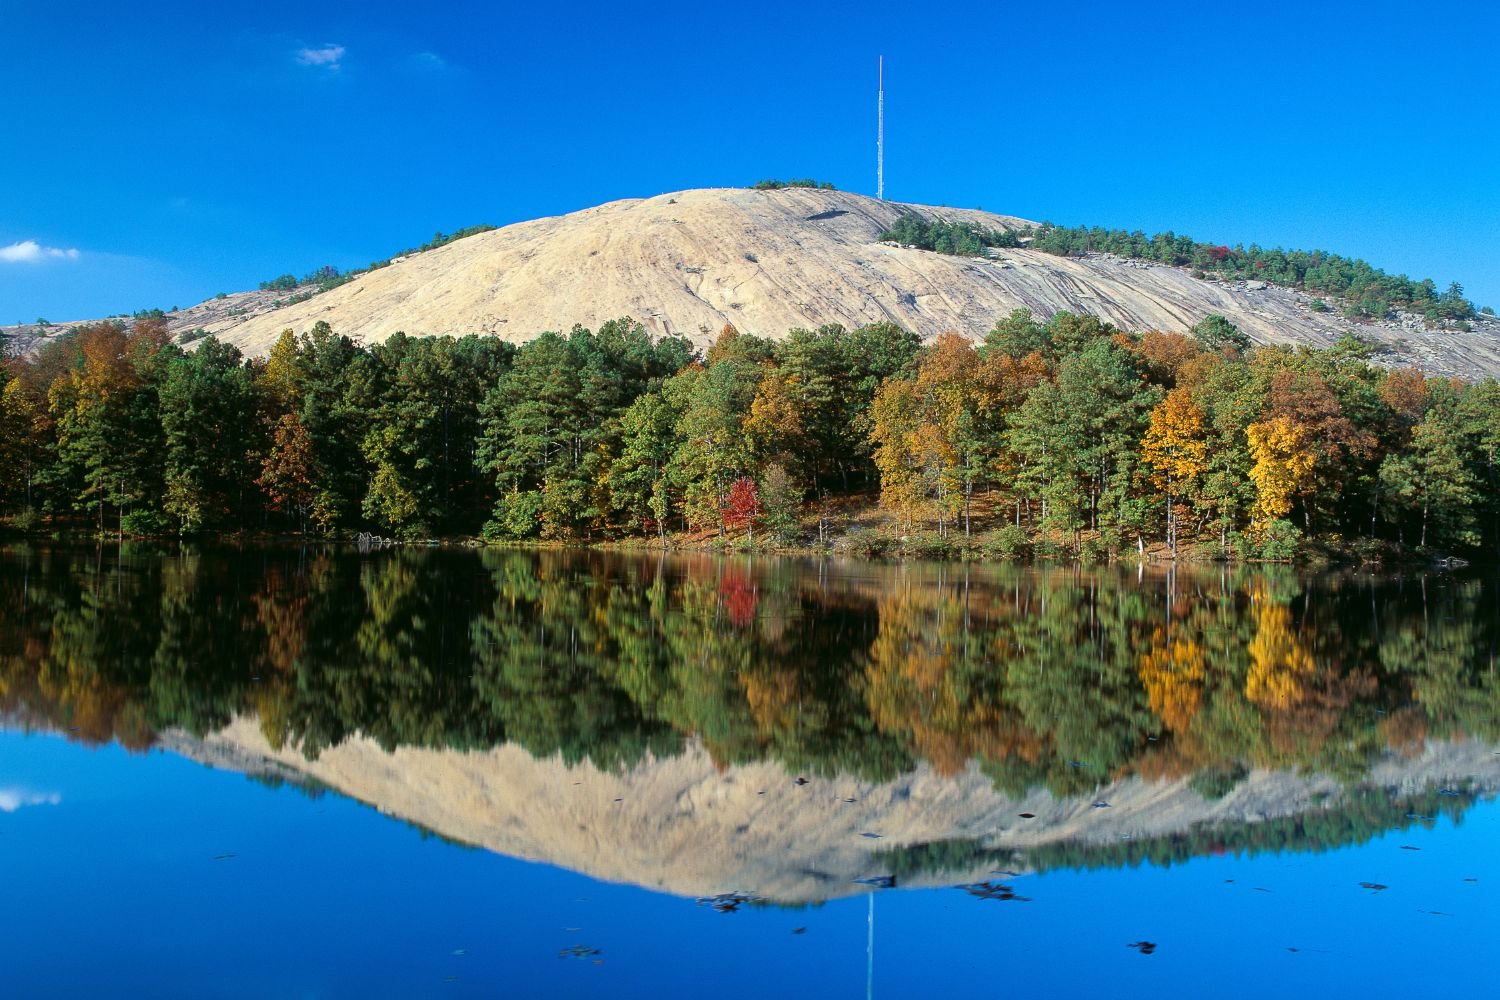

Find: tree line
[1,311,1497,557]
[868,208,1482,326]
[258,225,500,297]
[1027,222,1480,325]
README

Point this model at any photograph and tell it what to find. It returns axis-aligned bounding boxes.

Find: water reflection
[2,545,1498,899]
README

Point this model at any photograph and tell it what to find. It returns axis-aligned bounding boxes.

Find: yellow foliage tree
[258,329,302,415]
[1245,416,1317,532]
[869,334,992,537]
[1141,387,1209,552]
[0,379,47,512]
[869,379,927,531]
[743,367,807,465]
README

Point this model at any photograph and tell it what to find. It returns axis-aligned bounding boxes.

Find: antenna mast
[877,56,885,200]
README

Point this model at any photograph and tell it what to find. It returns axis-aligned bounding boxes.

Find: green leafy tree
[159,338,258,532]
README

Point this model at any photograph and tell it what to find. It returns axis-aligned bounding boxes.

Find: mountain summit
[28,188,1500,377]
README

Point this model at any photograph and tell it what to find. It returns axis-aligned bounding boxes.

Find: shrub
[982,524,1031,561]
[1032,538,1068,562]
[1236,519,1301,561]
[483,489,544,539]
[121,509,170,535]
[909,533,960,560]
[839,528,892,559]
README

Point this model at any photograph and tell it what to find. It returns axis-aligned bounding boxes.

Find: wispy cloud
[410,51,448,71]
[295,43,346,70]
[0,240,81,264]
[0,787,62,812]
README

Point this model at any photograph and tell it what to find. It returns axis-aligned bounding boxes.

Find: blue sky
[3,0,1497,322]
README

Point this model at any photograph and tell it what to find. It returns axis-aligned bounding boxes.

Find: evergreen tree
[160,338,258,532]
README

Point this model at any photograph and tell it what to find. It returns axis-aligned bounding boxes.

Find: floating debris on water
[1018,812,1036,819]
[960,881,1031,902]
[860,832,883,839]
[697,891,760,913]
[792,927,807,935]
[1127,941,1157,955]
[558,945,602,960]
[1358,882,1388,892]
[1092,801,1111,809]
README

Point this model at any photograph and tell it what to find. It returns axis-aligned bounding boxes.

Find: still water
[2,545,1498,997]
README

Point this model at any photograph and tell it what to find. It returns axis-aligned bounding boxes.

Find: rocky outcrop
[15,187,1497,378]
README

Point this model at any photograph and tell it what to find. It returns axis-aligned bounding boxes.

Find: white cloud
[0,787,62,812]
[411,51,447,71]
[0,240,81,264]
[296,43,346,70]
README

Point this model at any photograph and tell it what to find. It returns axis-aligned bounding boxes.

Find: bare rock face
[14,187,1500,378]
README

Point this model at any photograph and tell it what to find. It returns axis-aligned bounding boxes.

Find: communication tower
[877,56,885,200]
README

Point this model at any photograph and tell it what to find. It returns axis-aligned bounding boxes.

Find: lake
[2,545,1498,998]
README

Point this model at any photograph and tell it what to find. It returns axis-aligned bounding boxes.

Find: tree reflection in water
[2,545,1498,854]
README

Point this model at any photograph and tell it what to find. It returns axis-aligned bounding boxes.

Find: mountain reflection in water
[2,545,1497,900]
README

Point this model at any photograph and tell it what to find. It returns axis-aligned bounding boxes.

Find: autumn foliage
[2,309,1498,560]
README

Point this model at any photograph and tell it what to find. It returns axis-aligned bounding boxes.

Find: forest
[1,310,1498,560]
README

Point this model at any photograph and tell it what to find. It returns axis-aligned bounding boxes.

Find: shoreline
[0,521,1478,572]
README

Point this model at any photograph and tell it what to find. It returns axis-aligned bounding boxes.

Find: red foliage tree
[722,476,760,542]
